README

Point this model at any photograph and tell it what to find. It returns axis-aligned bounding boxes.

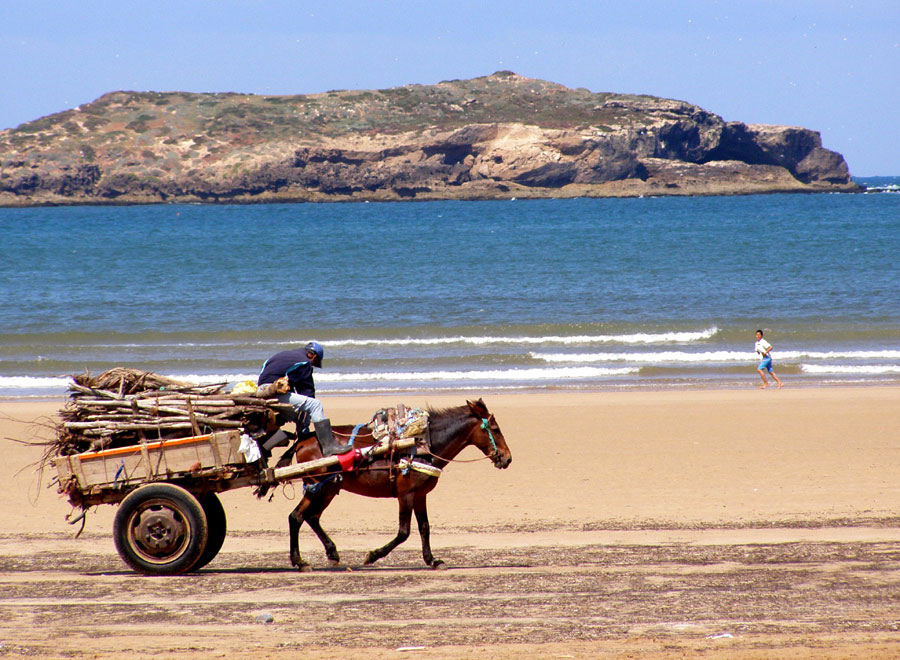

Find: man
[257,341,351,456]
[754,330,783,389]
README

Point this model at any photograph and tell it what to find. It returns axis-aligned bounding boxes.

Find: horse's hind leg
[288,499,312,572]
[364,500,413,565]
[414,500,445,570]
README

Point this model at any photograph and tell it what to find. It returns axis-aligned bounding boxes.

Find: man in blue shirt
[257,341,350,456]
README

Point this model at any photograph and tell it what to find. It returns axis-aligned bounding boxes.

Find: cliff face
[0,72,858,205]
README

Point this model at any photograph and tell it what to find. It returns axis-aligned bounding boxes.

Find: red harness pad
[337,448,362,472]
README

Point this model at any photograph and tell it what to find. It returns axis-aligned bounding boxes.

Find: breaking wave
[801,364,900,375]
[324,327,720,347]
[533,349,900,363]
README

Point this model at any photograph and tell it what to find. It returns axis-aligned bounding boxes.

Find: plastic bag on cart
[239,433,262,463]
[231,380,258,395]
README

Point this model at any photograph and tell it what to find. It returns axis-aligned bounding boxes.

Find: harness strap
[481,417,499,454]
[303,473,341,496]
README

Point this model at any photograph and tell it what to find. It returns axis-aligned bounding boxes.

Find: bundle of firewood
[55,368,291,455]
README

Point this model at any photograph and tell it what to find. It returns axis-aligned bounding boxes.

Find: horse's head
[466,398,512,469]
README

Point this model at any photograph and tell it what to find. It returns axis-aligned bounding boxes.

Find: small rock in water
[255,613,274,624]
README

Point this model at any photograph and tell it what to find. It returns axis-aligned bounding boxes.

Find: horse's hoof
[364,552,377,565]
[432,560,447,570]
[327,559,341,567]
[298,564,313,573]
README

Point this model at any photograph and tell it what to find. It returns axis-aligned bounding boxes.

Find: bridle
[419,414,503,465]
[480,415,500,459]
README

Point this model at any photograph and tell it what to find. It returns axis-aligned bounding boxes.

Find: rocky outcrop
[706,123,852,184]
[0,73,859,206]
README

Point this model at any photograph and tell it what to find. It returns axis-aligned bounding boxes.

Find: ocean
[1,180,898,398]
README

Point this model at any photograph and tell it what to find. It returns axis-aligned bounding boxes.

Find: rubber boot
[314,418,352,456]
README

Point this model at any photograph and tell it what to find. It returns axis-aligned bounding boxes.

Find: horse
[284,398,511,571]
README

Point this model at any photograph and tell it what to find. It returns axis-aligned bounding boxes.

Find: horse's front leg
[303,484,341,566]
[290,481,341,571]
[365,499,412,565]
[414,500,445,570]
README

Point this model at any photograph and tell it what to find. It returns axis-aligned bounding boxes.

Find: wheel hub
[134,507,185,555]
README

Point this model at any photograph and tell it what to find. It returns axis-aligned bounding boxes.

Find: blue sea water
[1,183,898,397]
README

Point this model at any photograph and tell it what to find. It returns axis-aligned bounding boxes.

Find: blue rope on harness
[347,423,366,447]
[304,473,341,496]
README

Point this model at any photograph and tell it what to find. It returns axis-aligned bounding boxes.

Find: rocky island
[0,72,858,206]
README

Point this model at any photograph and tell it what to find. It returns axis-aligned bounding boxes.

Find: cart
[51,430,418,575]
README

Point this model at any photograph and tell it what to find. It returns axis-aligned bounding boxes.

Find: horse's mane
[426,405,473,439]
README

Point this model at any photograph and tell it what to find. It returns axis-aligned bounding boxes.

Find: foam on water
[0,376,72,390]
[801,364,900,375]
[533,349,900,363]
[0,366,642,397]
[325,327,720,347]
[316,366,639,381]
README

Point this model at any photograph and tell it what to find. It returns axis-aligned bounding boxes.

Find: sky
[1,1,897,175]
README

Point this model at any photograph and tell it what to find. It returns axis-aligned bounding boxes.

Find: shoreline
[2,376,898,403]
[3,174,891,209]
[0,180,863,208]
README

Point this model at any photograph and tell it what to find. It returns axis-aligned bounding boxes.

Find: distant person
[754,330,783,389]
[257,341,351,456]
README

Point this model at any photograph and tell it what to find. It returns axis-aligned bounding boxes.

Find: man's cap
[305,341,324,367]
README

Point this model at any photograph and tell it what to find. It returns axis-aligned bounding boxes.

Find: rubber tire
[190,492,227,571]
[113,483,209,576]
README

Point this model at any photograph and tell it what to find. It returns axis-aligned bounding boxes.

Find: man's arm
[286,361,316,397]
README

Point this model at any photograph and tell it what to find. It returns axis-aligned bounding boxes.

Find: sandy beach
[2,386,900,658]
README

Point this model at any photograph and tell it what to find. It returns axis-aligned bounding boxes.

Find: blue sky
[2,1,897,175]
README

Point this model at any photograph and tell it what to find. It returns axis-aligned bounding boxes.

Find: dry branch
[54,368,283,456]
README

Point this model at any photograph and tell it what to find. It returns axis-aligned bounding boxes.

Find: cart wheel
[191,492,227,571]
[113,483,208,576]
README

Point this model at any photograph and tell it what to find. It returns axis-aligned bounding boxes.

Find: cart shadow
[86,561,533,577]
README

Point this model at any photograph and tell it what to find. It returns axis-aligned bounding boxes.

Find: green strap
[481,418,498,454]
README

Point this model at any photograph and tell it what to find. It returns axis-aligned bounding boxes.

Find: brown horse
[285,398,511,571]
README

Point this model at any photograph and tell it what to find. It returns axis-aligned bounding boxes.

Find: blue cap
[305,341,324,367]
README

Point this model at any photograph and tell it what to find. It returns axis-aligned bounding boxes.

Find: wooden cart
[52,430,418,575]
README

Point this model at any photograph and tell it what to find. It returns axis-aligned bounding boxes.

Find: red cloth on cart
[337,448,361,472]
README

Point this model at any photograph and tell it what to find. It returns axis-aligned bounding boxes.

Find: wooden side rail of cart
[52,430,250,505]
[51,429,420,575]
